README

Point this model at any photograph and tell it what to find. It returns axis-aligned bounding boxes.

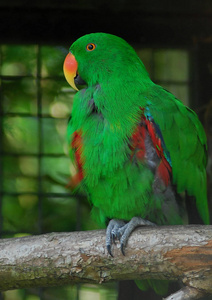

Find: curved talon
[107,244,113,257]
[121,243,125,256]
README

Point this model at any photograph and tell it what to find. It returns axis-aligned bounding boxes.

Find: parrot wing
[144,86,209,225]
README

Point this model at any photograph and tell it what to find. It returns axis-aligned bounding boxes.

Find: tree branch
[0,225,212,299]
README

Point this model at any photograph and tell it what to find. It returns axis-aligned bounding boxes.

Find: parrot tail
[135,279,169,296]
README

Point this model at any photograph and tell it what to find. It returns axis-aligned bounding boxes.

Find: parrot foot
[106,219,126,257]
[106,217,155,256]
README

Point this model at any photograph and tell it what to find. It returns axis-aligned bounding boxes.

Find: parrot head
[63,32,150,91]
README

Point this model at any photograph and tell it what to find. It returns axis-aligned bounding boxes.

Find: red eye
[86,43,96,51]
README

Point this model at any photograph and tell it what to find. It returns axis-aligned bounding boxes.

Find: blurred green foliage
[0,45,109,300]
[0,44,189,300]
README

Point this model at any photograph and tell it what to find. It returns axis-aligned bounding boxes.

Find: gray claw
[106,219,126,256]
[106,244,113,257]
[121,243,125,256]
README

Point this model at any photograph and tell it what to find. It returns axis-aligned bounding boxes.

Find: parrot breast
[68,105,177,225]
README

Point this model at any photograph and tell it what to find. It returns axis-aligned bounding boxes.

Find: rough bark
[0,225,212,299]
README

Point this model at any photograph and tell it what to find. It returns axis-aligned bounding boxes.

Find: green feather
[135,279,169,296]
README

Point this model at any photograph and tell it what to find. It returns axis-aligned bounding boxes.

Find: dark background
[1,1,211,109]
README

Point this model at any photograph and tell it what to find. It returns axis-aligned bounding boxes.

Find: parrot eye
[86,43,96,51]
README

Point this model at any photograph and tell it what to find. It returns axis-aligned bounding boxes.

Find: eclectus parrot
[63,33,209,295]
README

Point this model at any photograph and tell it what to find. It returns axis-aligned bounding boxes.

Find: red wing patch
[130,111,172,187]
[67,130,84,189]
[157,160,172,187]
[130,125,146,161]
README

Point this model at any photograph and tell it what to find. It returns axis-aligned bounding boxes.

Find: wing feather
[146,86,209,224]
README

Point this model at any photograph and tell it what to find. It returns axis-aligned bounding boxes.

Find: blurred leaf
[1,45,36,76]
[19,157,38,177]
[153,49,189,81]
[41,79,73,115]
[42,118,67,154]
[3,116,39,154]
[3,290,23,300]
[2,79,37,114]
[41,46,66,77]
[2,196,38,233]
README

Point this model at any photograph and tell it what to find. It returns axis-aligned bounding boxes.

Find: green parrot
[63,32,209,295]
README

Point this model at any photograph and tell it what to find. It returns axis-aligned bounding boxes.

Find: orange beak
[63,53,79,91]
